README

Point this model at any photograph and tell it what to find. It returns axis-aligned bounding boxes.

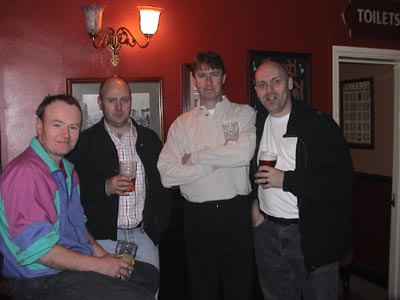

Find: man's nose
[116,100,122,110]
[62,127,70,138]
[265,83,273,94]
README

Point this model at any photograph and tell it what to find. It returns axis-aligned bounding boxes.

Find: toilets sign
[342,0,400,40]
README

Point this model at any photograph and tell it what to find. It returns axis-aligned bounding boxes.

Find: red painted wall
[1,0,400,165]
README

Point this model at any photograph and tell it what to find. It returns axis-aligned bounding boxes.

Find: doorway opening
[332,45,400,299]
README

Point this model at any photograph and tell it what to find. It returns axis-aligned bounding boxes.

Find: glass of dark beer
[258,151,278,167]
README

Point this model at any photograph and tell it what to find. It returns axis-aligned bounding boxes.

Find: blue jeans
[97,227,159,270]
[9,261,158,300]
[253,219,338,300]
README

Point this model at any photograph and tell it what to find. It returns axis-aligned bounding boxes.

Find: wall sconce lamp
[81,5,163,66]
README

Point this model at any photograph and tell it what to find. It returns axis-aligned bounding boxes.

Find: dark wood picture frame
[340,77,374,149]
[66,78,164,141]
[247,50,311,108]
[182,64,200,113]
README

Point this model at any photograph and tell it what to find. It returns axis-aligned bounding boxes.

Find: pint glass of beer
[119,161,137,192]
[115,240,138,265]
[258,151,278,168]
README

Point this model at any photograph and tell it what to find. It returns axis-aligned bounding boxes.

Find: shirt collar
[104,119,136,139]
[195,95,229,117]
[30,137,74,176]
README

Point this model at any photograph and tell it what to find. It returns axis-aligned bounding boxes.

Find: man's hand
[87,230,133,280]
[255,166,284,189]
[105,175,133,196]
[96,254,135,281]
[182,153,193,166]
[38,244,134,280]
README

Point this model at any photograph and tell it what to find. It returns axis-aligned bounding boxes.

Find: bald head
[99,77,131,100]
[97,77,132,133]
[255,61,289,82]
[254,60,293,117]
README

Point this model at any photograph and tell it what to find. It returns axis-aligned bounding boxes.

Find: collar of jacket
[284,101,310,138]
[255,99,309,138]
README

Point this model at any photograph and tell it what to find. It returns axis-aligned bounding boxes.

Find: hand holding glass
[119,161,137,193]
[258,151,278,167]
[115,240,138,266]
[222,122,239,143]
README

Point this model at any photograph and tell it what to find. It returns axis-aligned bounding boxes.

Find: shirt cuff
[105,182,111,196]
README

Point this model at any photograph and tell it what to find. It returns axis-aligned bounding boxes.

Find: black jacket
[250,100,353,271]
[67,118,171,245]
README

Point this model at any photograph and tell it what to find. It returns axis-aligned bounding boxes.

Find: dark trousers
[253,219,338,300]
[184,195,254,300]
[9,261,158,300]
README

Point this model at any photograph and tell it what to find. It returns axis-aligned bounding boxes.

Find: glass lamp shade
[81,5,107,37]
[138,6,163,36]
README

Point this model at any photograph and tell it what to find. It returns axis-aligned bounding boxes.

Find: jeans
[184,195,254,300]
[253,219,338,300]
[97,227,159,270]
[9,261,159,300]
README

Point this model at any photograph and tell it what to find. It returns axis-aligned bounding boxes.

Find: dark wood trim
[354,172,392,182]
[351,171,392,290]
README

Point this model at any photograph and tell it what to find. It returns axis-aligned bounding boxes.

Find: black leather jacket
[250,100,353,271]
[67,118,171,245]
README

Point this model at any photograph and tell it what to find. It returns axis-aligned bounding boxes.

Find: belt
[266,214,299,225]
[185,195,247,208]
[133,221,143,229]
[118,221,142,230]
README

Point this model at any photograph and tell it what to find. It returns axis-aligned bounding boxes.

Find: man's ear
[97,97,103,110]
[222,73,226,84]
[36,117,43,139]
[288,77,294,91]
[191,76,197,89]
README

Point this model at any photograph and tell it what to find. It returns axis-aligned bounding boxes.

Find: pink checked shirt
[105,120,145,228]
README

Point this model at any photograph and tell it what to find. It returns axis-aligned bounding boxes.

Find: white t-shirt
[257,113,299,218]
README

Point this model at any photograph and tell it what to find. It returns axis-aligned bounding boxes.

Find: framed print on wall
[247,50,311,108]
[340,77,374,149]
[182,64,200,113]
[66,78,164,141]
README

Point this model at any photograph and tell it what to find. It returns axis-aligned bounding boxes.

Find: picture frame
[247,50,311,108]
[66,78,164,141]
[340,77,374,149]
[182,64,200,113]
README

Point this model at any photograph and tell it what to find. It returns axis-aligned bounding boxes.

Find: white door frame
[332,45,400,299]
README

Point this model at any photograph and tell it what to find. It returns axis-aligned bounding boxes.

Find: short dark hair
[191,51,225,76]
[36,94,82,121]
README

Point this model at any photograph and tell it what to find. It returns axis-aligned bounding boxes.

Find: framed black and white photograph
[247,50,311,108]
[340,77,374,149]
[182,64,200,113]
[66,78,164,141]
